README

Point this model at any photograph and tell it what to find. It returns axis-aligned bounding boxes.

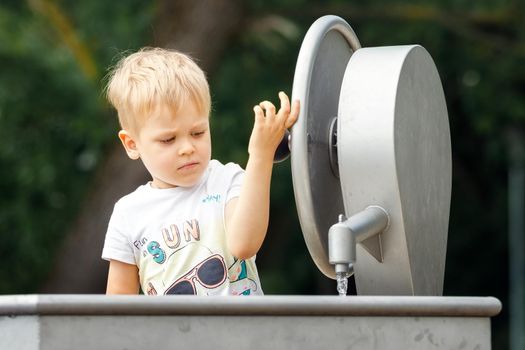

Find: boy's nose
[178,138,195,156]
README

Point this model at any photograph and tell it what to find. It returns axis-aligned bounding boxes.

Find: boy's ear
[118,130,140,160]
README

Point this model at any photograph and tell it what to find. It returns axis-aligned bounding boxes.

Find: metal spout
[328,206,389,275]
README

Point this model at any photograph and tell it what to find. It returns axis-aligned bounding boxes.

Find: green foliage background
[1,0,523,348]
[0,0,152,292]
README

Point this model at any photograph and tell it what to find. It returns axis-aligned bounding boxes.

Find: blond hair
[105,47,211,131]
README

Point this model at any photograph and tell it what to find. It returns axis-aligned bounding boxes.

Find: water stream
[336,272,348,296]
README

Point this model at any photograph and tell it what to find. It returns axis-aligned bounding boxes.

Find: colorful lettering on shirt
[146,282,158,295]
[162,224,181,249]
[183,219,200,241]
[133,237,148,250]
[160,219,201,252]
[202,194,221,203]
[147,241,166,264]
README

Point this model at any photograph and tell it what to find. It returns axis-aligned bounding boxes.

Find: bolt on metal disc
[290,15,361,279]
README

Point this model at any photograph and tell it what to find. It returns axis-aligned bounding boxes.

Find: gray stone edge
[0,295,502,317]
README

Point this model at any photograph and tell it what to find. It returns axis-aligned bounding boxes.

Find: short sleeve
[101,205,136,265]
[225,163,245,202]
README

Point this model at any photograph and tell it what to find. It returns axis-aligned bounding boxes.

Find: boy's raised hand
[224,91,299,259]
[249,91,300,161]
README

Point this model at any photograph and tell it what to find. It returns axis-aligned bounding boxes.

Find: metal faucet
[328,206,390,277]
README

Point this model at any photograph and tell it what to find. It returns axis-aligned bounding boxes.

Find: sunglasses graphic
[165,254,227,295]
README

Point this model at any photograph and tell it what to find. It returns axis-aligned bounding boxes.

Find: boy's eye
[192,131,205,137]
[160,137,175,143]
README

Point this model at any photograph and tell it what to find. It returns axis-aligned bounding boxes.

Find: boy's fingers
[259,101,276,117]
[285,99,300,129]
[253,105,264,123]
[290,99,300,118]
[278,91,291,116]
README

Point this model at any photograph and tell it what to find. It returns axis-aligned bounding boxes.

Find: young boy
[101,47,299,296]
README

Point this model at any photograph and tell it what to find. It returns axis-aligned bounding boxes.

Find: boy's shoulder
[113,183,153,211]
[208,159,243,174]
[206,159,244,184]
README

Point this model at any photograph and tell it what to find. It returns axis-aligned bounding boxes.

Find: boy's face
[121,102,211,188]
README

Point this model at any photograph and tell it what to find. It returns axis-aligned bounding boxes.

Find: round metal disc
[290,16,361,279]
[338,45,451,295]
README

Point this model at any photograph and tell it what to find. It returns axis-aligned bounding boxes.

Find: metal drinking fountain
[288,15,451,296]
[0,15,501,350]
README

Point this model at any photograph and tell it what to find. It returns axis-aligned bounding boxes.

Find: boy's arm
[106,259,140,294]
[225,92,299,260]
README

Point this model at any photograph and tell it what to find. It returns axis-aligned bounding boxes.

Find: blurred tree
[0,1,116,293]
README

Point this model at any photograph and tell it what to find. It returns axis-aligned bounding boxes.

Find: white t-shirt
[102,159,263,296]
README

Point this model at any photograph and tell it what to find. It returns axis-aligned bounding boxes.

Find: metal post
[507,129,525,350]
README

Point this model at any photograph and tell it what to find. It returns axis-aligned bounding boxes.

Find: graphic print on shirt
[147,240,166,264]
[137,218,228,295]
[228,258,258,295]
[160,219,200,251]
[102,161,264,295]
[156,241,228,295]
[134,213,259,295]
[165,251,227,295]
[146,282,157,295]
[135,219,201,262]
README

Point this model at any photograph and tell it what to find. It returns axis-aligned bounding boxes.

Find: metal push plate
[290,16,361,279]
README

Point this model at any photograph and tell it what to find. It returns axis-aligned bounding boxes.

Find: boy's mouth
[178,161,199,170]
